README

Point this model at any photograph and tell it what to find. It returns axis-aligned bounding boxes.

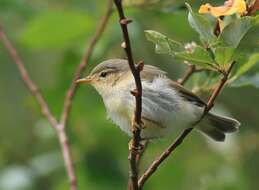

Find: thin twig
[138,61,236,189]
[0,28,58,128]
[138,128,193,189]
[247,0,259,16]
[177,65,208,86]
[59,3,113,186]
[205,61,236,111]
[177,65,196,85]
[0,1,114,189]
[0,25,77,190]
[56,125,77,190]
[113,0,143,190]
[60,0,113,126]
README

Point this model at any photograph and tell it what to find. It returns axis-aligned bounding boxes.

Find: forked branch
[138,61,236,188]
[0,1,113,189]
[0,26,79,190]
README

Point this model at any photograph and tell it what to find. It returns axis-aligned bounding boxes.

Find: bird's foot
[131,116,145,129]
[128,140,144,153]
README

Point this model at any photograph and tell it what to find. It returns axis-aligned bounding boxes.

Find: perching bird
[77,59,240,141]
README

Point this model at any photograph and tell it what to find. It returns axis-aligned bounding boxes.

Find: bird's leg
[128,115,145,152]
[128,139,145,152]
[131,115,145,129]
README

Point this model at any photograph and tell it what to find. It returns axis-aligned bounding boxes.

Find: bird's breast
[101,77,202,139]
[103,92,134,135]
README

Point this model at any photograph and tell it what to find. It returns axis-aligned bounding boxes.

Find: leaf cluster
[145,3,259,90]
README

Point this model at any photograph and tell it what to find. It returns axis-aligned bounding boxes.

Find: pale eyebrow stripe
[103,67,119,73]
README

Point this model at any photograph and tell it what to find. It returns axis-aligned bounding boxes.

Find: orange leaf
[199,0,247,17]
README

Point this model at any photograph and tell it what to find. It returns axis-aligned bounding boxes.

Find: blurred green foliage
[21,10,94,49]
[0,0,259,190]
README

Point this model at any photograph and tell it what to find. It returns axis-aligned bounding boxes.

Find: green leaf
[145,30,217,70]
[218,16,259,48]
[215,16,259,68]
[186,3,217,45]
[175,46,217,70]
[235,18,259,54]
[20,10,94,49]
[214,47,235,66]
[231,53,259,81]
[144,30,184,54]
[230,73,259,88]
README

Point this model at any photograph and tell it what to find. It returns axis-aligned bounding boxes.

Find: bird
[76,59,240,141]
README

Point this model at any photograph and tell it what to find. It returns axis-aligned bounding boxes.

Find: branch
[138,128,193,188]
[57,1,114,184]
[0,26,78,190]
[60,0,113,126]
[177,64,196,85]
[0,27,58,128]
[177,65,208,85]
[205,61,235,111]
[113,1,143,190]
[247,0,259,16]
[0,1,114,189]
[138,61,236,189]
[56,125,77,190]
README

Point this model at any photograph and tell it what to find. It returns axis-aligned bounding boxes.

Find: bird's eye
[100,71,108,78]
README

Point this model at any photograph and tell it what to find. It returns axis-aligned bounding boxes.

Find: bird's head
[76,59,130,96]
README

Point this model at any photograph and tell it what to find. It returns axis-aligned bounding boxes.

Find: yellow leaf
[199,0,247,17]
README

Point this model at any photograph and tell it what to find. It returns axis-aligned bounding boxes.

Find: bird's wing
[140,64,167,82]
[170,81,207,107]
[140,64,206,106]
[142,116,166,128]
[140,64,206,108]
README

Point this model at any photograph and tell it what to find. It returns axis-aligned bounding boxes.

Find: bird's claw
[131,117,145,129]
[128,140,144,153]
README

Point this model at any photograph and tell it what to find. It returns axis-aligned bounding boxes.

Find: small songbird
[76,59,240,141]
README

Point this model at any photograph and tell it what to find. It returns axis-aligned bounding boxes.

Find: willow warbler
[77,59,240,141]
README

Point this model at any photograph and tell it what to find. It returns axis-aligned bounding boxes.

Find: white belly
[103,77,203,139]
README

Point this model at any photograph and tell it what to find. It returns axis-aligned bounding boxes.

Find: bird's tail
[197,113,240,142]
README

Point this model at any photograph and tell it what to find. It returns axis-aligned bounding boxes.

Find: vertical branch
[113,1,143,190]
[138,61,236,189]
[60,0,113,126]
[57,125,77,190]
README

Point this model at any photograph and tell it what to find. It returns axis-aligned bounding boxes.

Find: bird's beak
[75,76,93,84]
